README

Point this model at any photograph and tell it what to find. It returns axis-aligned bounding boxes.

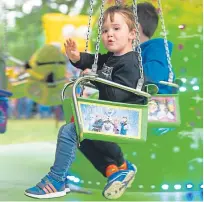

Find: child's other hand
[64,38,80,63]
[82,68,92,75]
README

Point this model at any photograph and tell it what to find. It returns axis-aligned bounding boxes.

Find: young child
[25,5,146,200]
[78,1,175,199]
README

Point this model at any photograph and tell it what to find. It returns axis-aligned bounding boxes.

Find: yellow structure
[42,13,96,52]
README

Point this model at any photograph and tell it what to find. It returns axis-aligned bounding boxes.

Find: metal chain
[157,0,174,83]
[92,0,105,73]
[132,0,144,91]
[85,0,94,53]
[80,0,94,97]
[132,0,140,48]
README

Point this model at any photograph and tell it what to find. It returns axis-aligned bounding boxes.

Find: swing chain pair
[93,0,122,70]
[80,0,94,97]
[92,0,105,73]
[87,0,174,90]
[85,0,94,53]
[132,0,144,91]
[91,0,144,91]
[157,0,174,83]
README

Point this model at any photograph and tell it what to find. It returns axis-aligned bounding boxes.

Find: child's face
[101,13,135,56]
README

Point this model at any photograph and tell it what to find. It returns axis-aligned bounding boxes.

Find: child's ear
[129,28,136,40]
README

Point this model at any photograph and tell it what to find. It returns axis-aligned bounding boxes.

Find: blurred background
[0,0,203,201]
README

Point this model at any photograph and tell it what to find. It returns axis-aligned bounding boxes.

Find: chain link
[157,0,174,83]
[92,0,105,73]
[132,0,144,91]
[80,0,94,96]
[85,0,94,53]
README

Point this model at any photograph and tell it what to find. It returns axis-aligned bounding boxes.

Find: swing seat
[148,94,180,126]
[62,76,151,144]
[84,83,181,127]
[63,97,148,143]
[148,79,182,127]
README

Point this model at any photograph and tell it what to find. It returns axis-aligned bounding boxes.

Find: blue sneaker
[125,161,137,188]
[102,169,135,200]
[65,178,71,193]
[126,160,137,172]
[25,175,66,199]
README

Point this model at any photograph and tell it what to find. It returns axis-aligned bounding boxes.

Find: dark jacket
[71,51,147,105]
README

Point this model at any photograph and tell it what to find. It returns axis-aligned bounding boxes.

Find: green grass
[0,124,161,201]
[0,119,64,145]
[0,119,202,201]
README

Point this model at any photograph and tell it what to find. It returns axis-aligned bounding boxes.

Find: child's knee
[80,139,93,151]
[58,123,77,141]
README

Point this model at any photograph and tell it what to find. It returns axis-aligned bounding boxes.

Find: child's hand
[64,38,80,63]
[82,68,92,75]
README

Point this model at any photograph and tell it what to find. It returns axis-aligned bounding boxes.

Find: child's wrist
[71,57,80,63]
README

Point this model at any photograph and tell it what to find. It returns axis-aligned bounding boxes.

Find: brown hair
[137,2,159,38]
[103,5,136,31]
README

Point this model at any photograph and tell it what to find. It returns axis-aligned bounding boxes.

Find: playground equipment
[0,0,202,200]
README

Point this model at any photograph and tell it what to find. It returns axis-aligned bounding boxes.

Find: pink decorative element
[178,24,186,30]
[178,44,184,50]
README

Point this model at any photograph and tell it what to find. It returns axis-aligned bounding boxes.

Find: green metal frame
[63,97,148,144]
[62,76,151,144]
[82,89,181,127]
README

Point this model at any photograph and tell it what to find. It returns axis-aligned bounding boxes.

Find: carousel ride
[0,0,202,201]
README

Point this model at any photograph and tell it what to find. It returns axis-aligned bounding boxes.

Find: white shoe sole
[127,164,137,188]
[65,187,71,193]
[24,190,66,199]
[103,171,135,200]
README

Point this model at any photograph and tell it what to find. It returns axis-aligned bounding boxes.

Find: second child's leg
[25,123,78,199]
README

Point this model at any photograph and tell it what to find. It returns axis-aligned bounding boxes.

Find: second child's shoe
[102,170,135,200]
[25,175,66,199]
[65,178,71,193]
